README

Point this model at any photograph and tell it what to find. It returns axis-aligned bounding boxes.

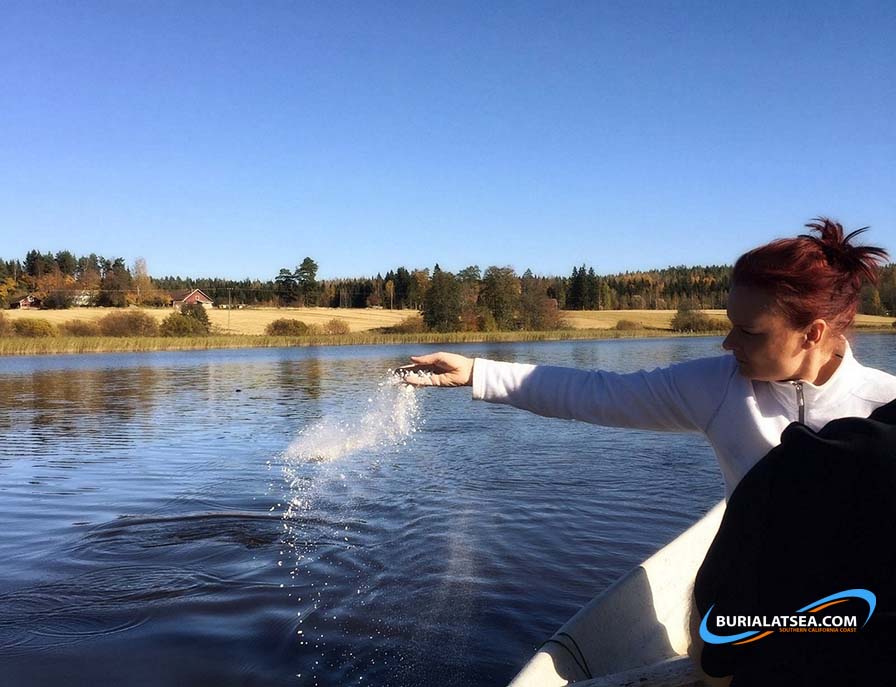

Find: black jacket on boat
[694,398,896,686]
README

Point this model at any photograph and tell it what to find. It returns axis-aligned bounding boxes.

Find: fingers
[394,364,437,376]
[404,358,445,374]
[402,369,448,386]
[402,374,433,387]
[410,353,440,363]
[395,363,424,373]
[394,364,437,386]
[399,353,461,387]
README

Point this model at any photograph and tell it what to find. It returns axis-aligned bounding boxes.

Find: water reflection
[275,358,323,401]
[0,367,160,425]
[0,337,892,686]
[0,368,165,461]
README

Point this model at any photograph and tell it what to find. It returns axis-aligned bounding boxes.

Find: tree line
[2,249,895,332]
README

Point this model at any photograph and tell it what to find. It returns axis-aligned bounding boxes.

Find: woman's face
[722,285,809,382]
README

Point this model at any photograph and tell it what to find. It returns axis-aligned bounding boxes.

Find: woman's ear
[804,320,827,347]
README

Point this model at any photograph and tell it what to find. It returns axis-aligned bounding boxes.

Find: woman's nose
[722,330,735,351]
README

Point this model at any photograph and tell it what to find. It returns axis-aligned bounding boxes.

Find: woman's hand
[396,352,474,387]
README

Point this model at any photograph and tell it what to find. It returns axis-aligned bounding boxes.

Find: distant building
[170,289,214,310]
[72,290,94,307]
[13,295,43,310]
[16,295,42,309]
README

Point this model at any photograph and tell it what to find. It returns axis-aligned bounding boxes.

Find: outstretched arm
[401,352,736,433]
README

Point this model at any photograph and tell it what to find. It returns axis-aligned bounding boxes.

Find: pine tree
[274,268,300,305]
[422,269,462,331]
[296,257,319,306]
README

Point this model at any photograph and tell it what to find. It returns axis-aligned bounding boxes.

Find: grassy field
[2,307,893,356]
[562,309,686,329]
[3,306,416,335]
[560,309,896,330]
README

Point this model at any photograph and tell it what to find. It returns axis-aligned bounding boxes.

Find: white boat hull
[507,501,726,687]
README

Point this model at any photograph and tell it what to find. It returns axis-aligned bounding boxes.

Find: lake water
[2,335,894,686]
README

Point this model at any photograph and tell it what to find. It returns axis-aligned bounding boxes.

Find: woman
[400,218,896,497]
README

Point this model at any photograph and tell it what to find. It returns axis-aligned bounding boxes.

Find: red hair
[732,218,889,333]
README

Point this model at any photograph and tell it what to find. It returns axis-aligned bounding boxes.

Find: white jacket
[471,342,896,496]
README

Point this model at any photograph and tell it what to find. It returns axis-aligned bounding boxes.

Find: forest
[1,249,893,333]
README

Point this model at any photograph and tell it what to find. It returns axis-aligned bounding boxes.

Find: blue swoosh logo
[699,589,877,645]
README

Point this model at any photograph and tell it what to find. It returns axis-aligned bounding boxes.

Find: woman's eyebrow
[727,314,757,329]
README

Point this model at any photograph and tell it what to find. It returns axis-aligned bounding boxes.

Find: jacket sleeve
[471,355,736,433]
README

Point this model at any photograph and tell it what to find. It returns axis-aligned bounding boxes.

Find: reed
[0,328,741,356]
[1,321,893,356]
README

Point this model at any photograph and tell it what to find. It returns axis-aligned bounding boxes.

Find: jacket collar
[766,340,860,410]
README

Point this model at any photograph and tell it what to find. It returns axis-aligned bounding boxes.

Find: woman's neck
[810,351,843,385]
[800,338,846,386]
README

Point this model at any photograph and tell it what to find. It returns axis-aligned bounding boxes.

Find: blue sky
[1,1,894,280]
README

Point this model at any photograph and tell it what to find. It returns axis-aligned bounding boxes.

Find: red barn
[170,289,214,310]
[16,295,43,309]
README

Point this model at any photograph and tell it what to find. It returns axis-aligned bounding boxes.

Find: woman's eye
[740,327,758,336]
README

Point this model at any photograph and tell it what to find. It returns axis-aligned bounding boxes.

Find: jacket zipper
[792,381,805,424]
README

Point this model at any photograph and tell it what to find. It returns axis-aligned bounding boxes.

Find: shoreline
[2,326,893,356]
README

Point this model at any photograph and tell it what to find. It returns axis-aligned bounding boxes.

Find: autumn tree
[29,257,75,308]
[481,266,520,330]
[132,257,167,306]
[0,277,18,309]
[422,266,462,332]
[76,254,102,291]
[457,265,482,330]
[519,269,563,330]
[407,269,430,310]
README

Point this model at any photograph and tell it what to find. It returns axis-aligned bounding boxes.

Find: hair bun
[799,217,888,285]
